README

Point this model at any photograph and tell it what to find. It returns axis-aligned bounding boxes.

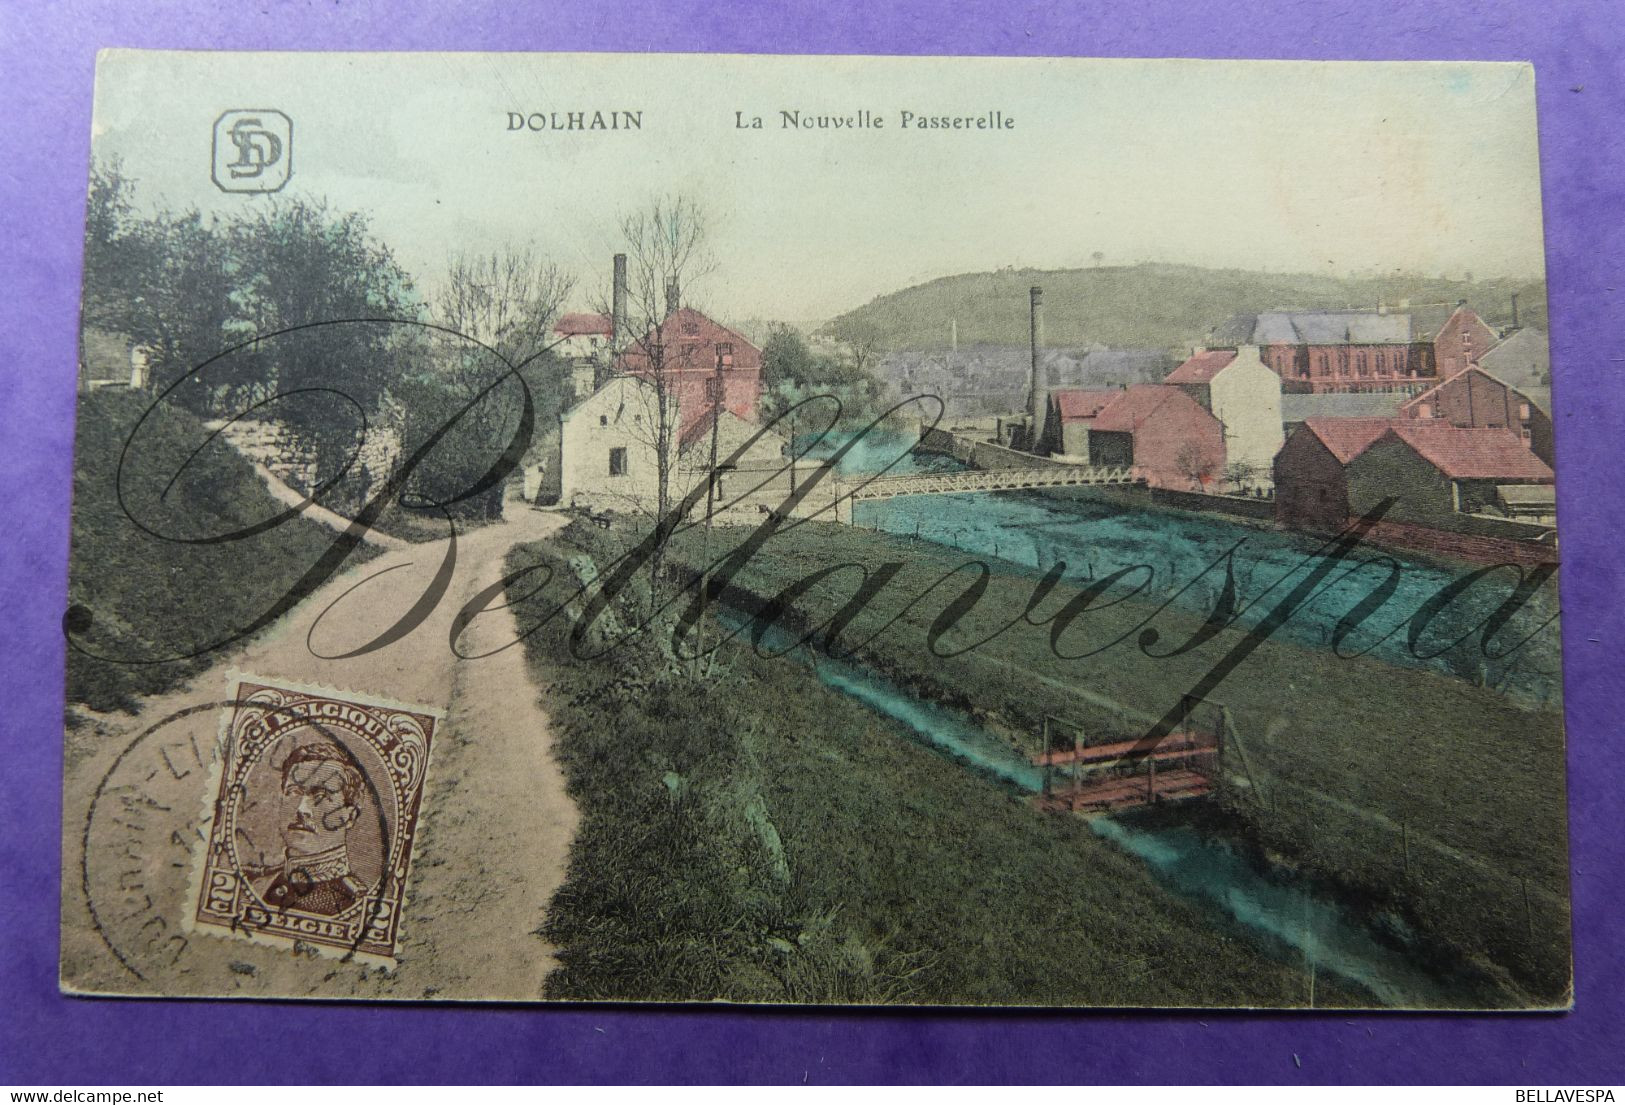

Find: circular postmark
[71,677,439,994]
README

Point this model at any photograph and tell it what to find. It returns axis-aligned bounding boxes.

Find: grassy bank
[505,521,1378,1007]
[65,391,377,712]
[650,518,1570,1006]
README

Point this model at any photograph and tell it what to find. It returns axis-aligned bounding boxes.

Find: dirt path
[61,496,577,1000]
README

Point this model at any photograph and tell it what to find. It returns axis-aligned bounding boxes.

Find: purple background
[2,0,1620,1085]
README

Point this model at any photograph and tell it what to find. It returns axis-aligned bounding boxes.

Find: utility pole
[694,351,725,677]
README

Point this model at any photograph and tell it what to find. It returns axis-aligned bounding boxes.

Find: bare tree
[424,246,575,517]
[435,246,574,375]
[593,196,715,596]
[1223,459,1261,495]
[829,318,882,380]
[1176,442,1221,492]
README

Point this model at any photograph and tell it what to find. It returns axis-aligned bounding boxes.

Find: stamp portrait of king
[249,738,372,916]
[192,679,440,961]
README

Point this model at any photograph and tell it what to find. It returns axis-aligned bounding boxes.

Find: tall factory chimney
[1511,292,1521,330]
[1027,285,1046,449]
[665,277,681,318]
[611,253,628,348]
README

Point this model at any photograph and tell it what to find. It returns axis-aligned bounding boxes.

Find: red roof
[615,307,763,375]
[1050,388,1120,422]
[1165,349,1237,385]
[555,312,613,337]
[1091,384,1201,433]
[1380,423,1554,482]
[1298,417,1397,465]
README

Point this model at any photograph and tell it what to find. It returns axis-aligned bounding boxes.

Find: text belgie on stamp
[61,51,1569,1008]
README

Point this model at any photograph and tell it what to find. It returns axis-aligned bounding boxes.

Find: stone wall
[1150,487,1277,520]
[206,417,401,495]
[916,426,1077,472]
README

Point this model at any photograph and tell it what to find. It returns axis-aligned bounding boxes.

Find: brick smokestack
[612,253,628,347]
[1511,292,1520,329]
[1028,285,1046,447]
[665,277,681,318]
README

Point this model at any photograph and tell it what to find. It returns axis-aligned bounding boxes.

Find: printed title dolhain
[507,110,643,132]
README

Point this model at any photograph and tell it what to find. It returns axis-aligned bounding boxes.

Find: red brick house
[1398,365,1554,466]
[1273,417,1396,530]
[1423,303,1501,380]
[1085,385,1225,489]
[615,307,764,443]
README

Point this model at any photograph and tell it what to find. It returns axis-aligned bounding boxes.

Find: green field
[645,517,1571,1005]
[505,519,1530,1007]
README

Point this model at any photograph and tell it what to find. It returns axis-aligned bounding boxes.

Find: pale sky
[89,51,1548,323]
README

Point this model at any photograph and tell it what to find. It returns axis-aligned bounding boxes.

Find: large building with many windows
[1208,302,1496,395]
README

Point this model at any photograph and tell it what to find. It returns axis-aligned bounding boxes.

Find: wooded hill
[823,263,1549,352]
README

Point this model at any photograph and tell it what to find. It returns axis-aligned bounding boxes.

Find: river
[800,428,1560,709]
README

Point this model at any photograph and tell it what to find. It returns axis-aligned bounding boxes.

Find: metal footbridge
[842,464,1143,502]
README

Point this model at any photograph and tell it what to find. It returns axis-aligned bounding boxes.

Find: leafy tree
[761,325,822,390]
[760,323,884,428]
[81,156,140,333]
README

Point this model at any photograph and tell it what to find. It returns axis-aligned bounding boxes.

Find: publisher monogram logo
[212,109,292,193]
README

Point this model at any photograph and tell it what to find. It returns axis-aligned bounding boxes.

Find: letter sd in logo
[212,109,293,193]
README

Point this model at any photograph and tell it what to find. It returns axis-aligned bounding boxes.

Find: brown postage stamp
[189,679,440,962]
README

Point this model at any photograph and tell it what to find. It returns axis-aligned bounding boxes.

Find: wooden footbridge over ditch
[1033,697,1241,816]
[842,463,1143,502]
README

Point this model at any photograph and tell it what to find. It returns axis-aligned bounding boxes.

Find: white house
[1166,344,1283,490]
[555,375,789,517]
[556,374,678,513]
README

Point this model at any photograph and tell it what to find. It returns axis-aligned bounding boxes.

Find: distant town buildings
[878,344,1174,420]
[541,277,1559,561]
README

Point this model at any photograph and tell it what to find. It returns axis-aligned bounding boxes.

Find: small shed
[1272,417,1395,530]
[1496,483,1557,521]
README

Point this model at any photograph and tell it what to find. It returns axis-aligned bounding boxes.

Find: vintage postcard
[62,52,1569,1008]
